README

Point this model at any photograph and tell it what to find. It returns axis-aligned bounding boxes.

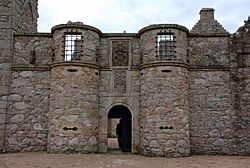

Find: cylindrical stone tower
[48,22,101,153]
[139,24,190,157]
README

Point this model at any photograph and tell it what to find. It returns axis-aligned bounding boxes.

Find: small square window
[156,31,176,61]
[64,34,83,61]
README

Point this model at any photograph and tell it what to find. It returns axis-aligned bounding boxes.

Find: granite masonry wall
[4,70,50,152]
[0,0,38,152]
[0,2,249,156]
[189,8,250,155]
[48,65,99,153]
[97,35,141,153]
[188,8,235,154]
[48,25,101,153]
[189,70,235,154]
[140,65,190,157]
[230,16,250,154]
[139,26,190,157]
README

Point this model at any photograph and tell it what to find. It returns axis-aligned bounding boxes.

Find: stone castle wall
[0,1,249,156]
[48,65,99,153]
[13,34,53,66]
[97,35,141,153]
[2,32,52,152]
[139,26,190,157]
[0,0,38,152]
[140,65,190,157]
[189,70,235,154]
[4,70,50,152]
[230,17,250,154]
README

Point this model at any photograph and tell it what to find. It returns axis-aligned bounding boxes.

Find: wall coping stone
[102,33,138,37]
[51,23,102,36]
[138,24,189,36]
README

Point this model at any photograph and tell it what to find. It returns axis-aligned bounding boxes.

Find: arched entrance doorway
[108,105,132,152]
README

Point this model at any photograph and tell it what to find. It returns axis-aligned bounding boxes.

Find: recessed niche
[161,69,172,73]
[67,69,78,72]
[95,72,99,75]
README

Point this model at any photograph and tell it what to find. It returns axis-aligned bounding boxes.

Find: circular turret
[48,22,101,153]
[139,24,190,157]
[139,24,189,64]
[51,22,102,63]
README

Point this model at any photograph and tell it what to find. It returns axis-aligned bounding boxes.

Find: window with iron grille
[64,33,83,61]
[156,31,176,60]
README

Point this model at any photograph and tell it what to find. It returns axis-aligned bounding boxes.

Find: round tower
[48,22,101,153]
[138,24,190,157]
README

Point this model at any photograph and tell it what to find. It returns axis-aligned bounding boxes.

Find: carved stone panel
[114,70,126,93]
[112,41,129,66]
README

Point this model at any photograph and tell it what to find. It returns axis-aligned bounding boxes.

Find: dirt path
[0,152,250,168]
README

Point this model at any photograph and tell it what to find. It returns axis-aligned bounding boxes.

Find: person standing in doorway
[116,119,123,150]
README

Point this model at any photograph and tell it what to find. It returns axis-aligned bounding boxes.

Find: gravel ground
[0,152,250,168]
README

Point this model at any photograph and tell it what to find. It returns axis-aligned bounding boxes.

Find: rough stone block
[98,143,107,153]
[0,114,5,124]
[0,101,7,109]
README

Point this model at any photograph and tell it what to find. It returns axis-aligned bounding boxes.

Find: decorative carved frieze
[114,70,126,93]
[112,41,129,66]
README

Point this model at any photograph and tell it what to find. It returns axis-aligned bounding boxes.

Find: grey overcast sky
[38,0,250,33]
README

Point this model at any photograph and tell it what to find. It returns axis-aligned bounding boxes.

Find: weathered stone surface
[33,123,43,131]
[191,8,228,34]
[140,65,190,157]
[213,138,225,147]
[10,114,24,123]
[0,2,250,157]
[48,65,99,153]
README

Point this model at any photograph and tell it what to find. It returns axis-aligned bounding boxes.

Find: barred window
[64,33,83,61]
[156,31,176,60]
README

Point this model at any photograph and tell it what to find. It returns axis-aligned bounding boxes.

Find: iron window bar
[155,30,176,61]
[62,32,83,61]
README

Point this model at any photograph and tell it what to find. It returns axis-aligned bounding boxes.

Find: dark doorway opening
[108,105,132,152]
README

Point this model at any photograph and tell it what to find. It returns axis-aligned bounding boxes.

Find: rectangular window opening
[64,34,83,61]
[156,31,176,61]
